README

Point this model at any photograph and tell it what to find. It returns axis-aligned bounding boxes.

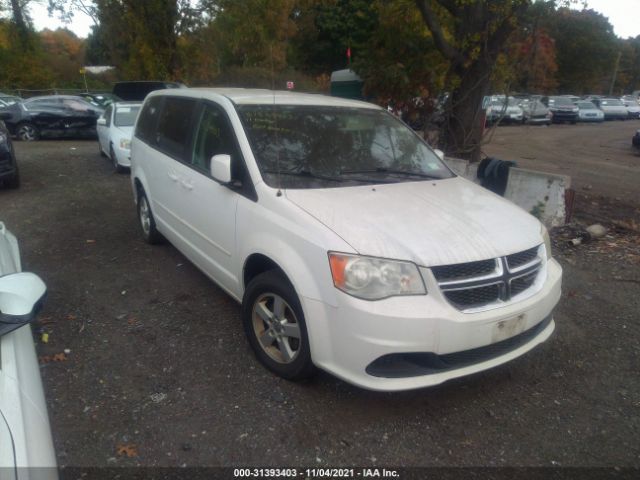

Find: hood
[285,177,542,267]
[114,125,134,137]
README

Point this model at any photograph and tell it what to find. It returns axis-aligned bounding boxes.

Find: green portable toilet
[330,69,364,100]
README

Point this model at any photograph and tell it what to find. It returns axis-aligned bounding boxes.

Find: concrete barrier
[504,167,571,227]
[443,156,480,183]
[444,157,571,227]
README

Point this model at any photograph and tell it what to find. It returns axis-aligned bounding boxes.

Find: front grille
[432,245,543,312]
[511,271,538,296]
[432,259,496,282]
[506,247,539,270]
[444,284,500,309]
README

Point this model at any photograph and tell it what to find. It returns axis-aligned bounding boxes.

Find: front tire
[137,189,163,244]
[242,270,316,381]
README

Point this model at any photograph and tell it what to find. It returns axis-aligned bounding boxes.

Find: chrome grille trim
[432,245,544,312]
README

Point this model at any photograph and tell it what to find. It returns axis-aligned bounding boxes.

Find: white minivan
[130,88,562,391]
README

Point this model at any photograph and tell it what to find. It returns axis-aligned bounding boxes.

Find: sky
[27,0,640,40]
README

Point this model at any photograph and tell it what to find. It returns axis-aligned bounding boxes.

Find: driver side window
[191,104,243,181]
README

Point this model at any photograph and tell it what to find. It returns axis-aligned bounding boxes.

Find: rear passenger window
[157,97,197,159]
[136,96,163,144]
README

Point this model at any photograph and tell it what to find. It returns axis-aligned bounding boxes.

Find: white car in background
[622,98,640,119]
[576,101,604,122]
[593,98,628,120]
[97,102,142,172]
[0,221,57,478]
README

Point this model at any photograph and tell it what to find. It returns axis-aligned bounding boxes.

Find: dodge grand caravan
[130,88,562,391]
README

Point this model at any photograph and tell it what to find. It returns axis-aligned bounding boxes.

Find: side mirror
[0,111,11,121]
[97,117,107,126]
[0,272,47,337]
[210,154,232,184]
[434,149,445,161]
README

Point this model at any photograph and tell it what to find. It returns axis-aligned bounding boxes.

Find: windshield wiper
[340,167,441,179]
[263,169,344,183]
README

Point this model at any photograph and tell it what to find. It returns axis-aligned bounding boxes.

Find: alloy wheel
[252,293,301,364]
[139,196,151,236]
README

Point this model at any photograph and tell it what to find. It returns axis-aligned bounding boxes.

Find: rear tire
[242,270,316,381]
[16,123,39,141]
[137,189,163,244]
[110,144,126,173]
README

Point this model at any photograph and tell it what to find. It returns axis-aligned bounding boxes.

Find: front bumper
[550,111,577,122]
[303,258,562,391]
[114,145,132,167]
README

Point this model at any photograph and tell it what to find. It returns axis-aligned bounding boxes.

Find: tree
[351,0,447,121]
[290,0,379,75]
[413,0,530,160]
[541,7,617,93]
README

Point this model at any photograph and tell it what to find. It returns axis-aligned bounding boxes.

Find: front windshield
[601,99,623,106]
[114,105,141,126]
[237,105,453,189]
[577,102,596,109]
[549,97,573,106]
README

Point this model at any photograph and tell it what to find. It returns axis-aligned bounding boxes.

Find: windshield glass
[601,99,623,106]
[114,105,141,126]
[549,97,573,106]
[237,105,453,189]
[577,102,596,109]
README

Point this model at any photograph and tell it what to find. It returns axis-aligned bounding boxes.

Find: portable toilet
[330,69,364,100]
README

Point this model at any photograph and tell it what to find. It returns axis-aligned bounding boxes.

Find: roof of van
[147,87,381,110]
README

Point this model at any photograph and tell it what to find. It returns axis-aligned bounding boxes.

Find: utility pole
[609,51,622,96]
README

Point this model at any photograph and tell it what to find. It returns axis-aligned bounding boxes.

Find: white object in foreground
[0,221,57,478]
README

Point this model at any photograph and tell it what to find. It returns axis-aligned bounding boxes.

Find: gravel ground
[0,132,639,470]
[484,121,640,223]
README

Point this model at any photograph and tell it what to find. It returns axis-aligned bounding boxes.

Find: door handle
[180,180,194,191]
[167,172,178,182]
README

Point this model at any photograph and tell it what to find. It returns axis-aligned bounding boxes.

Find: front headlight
[120,138,131,150]
[541,225,553,260]
[328,252,426,300]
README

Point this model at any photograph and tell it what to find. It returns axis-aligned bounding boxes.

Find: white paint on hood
[285,177,542,266]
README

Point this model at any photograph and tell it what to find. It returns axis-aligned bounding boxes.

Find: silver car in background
[576,101,604,122]
[521,97,552,125]
[593,98,628,120]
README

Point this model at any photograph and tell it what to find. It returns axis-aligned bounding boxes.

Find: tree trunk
[10,0,30,47]
[443,58,492,162]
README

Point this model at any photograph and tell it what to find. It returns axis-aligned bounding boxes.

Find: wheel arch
[243,253,289,291]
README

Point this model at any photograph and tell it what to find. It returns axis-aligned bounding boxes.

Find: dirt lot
[0,126,639,471]
[484,121,640,223]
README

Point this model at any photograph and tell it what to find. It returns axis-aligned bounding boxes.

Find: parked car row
[486,93,640,126]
